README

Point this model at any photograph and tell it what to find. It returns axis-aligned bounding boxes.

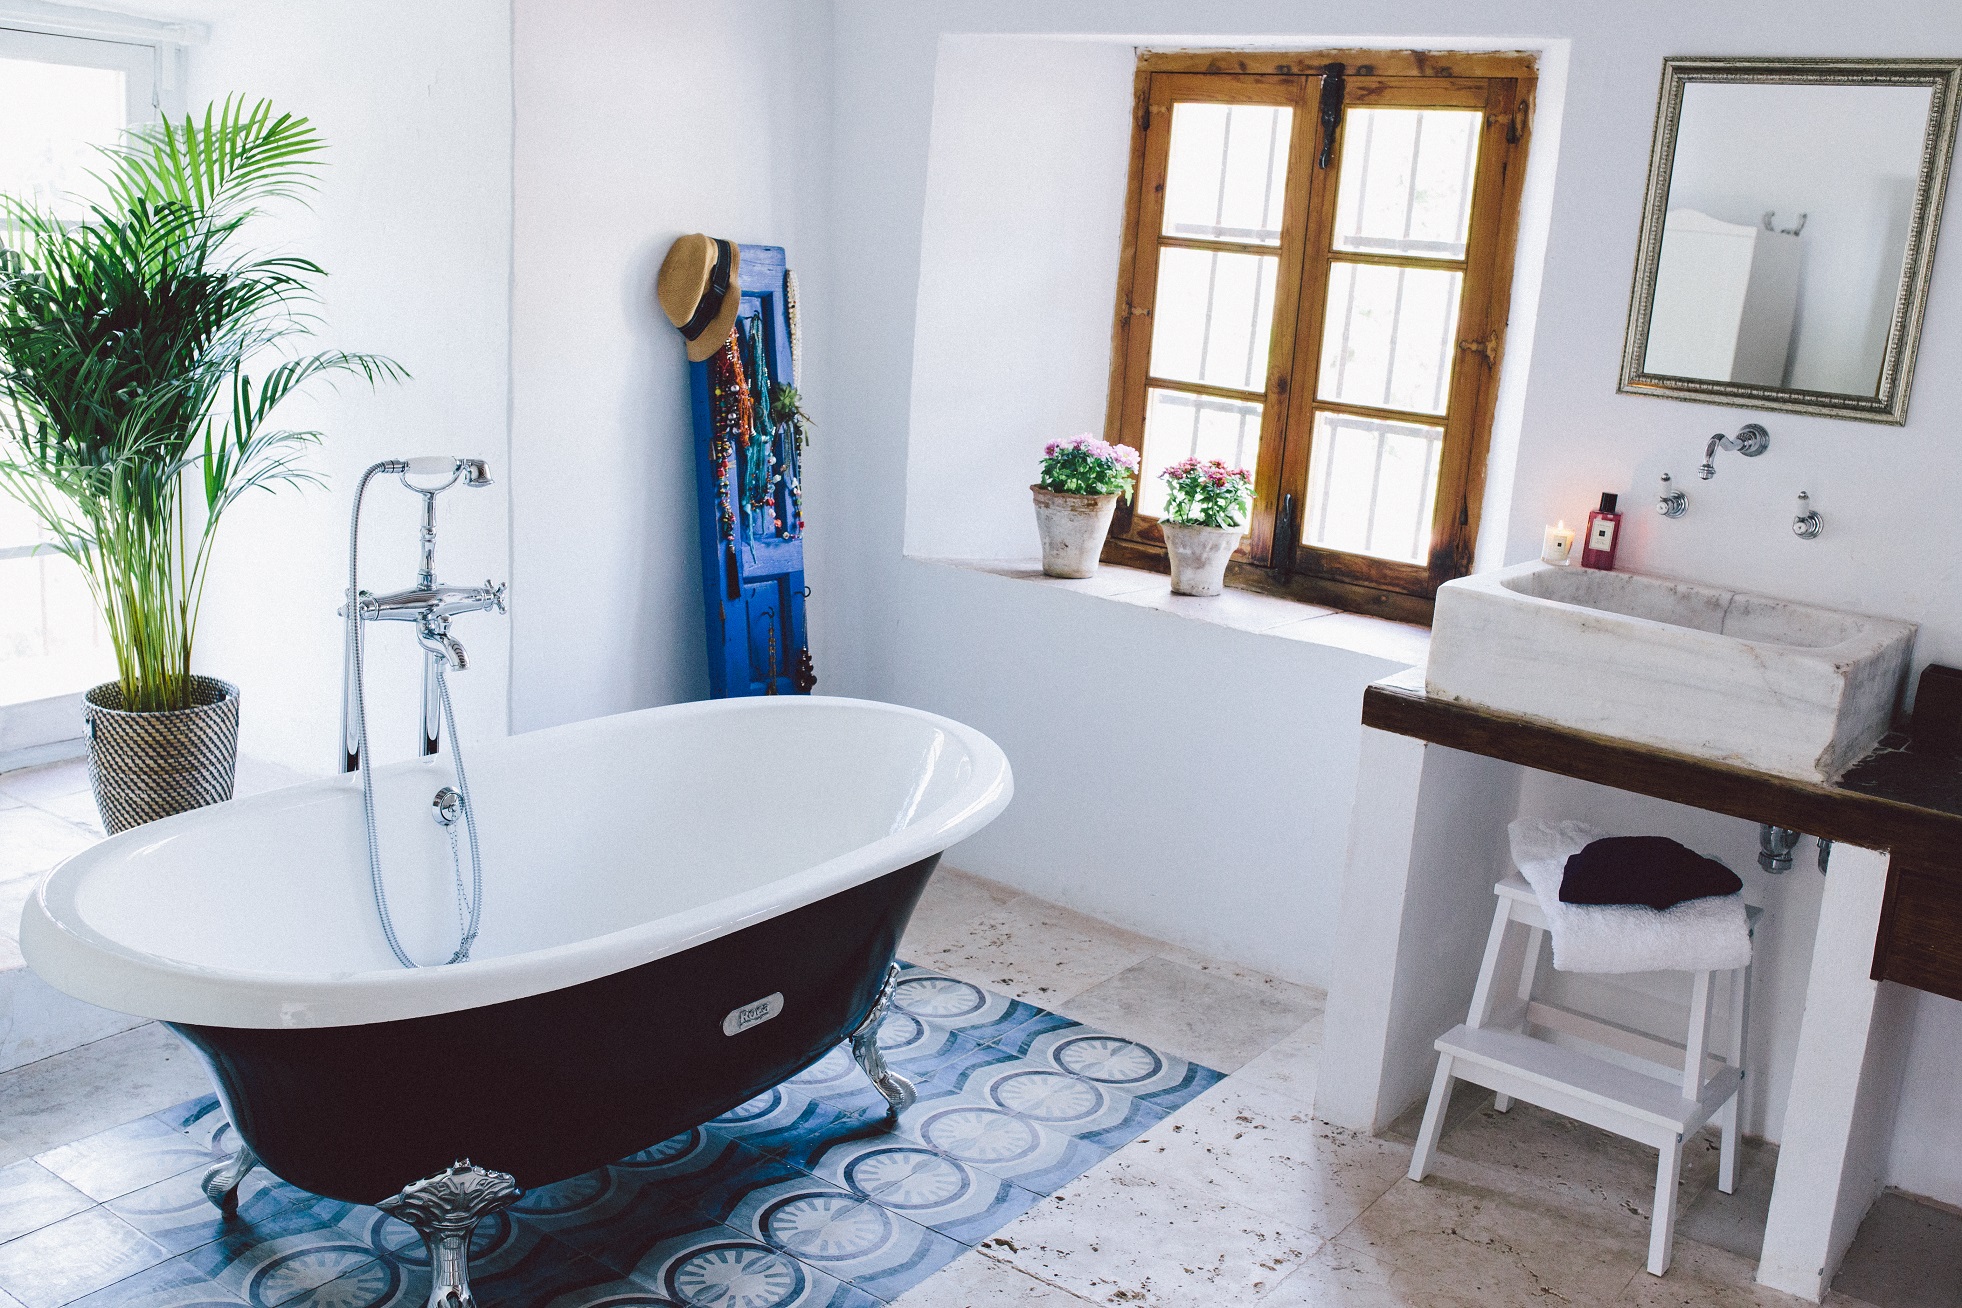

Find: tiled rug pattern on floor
[0,963,1221,1307]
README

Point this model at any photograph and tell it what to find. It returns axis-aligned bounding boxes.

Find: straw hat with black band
[658,234,743,362]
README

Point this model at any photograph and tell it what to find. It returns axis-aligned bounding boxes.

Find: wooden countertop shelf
[1359,669,1962,1000]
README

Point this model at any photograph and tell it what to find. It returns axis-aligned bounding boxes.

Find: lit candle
[1541,520,1575,565]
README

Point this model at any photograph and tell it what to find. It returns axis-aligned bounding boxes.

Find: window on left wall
[0,28,160,717]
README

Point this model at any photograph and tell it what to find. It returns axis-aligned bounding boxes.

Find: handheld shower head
[399,456,494,492]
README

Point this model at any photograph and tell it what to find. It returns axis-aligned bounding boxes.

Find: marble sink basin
[1427,562,1916,781]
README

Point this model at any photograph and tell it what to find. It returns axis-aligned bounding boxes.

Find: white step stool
[1407,875,1758,1276]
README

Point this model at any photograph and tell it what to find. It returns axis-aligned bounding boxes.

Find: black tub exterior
[170,856,937,1204]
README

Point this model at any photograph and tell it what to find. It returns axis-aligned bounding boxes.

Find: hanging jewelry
[708,336,748,599]
[785,268,803,382]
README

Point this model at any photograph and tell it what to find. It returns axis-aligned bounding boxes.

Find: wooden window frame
[1101,50,1537,625]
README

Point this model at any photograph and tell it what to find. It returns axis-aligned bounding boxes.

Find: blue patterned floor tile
[0,1206,171,1308]
[990,1013,1226,1113]
[704,1086,889,1166]
[35,1116,221,1203]
[22,968,1218,1308]
[0,1159,93,1245]
[279,1224,602,1308]
[106,1164,301,1256]
[886,1084,1108,1198]
[58,1253,246,1307]
[916,1042,1164,1150]
[803,1139,1046,1246]
[619,1219,881,1308]
[181,1201,386,1307]
[722,1174,969,1301]
[887,967,1041,1050]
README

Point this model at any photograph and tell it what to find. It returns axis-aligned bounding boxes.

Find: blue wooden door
[690,244,812,697]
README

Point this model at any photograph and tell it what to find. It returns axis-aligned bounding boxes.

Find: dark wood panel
[1874,861,1962,1001]
[1360,678,1962,875]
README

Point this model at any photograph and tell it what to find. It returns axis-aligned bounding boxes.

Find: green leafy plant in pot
[0,99,402,833]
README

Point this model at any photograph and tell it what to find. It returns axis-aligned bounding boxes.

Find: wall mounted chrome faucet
[1698,423,1769,479]
[1656,472,1687,517]
[1792,490,1823,540]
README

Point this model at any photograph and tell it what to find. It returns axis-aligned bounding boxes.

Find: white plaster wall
[824,0,1962,1205]
[508,0,832,732]
[160,0,516,777]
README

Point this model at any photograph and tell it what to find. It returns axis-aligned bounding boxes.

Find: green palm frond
[0,99,402,712]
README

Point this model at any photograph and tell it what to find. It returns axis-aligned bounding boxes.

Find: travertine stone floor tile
[1615,1236,1841,1307]
[1830,1190,1962,1308]
[892,1249,1096,1305]
[1109,1079,1408,1242]
[1418,1096,1720,1230]
[0,1160,92,1244]
[1338,1172,1645,1307]
[1057,954,1324,1072]
[1153,943,1328,1008]
[902,866,1021,959]
[0,1205,168,1308]
[0,759,89,813]
[1679,1138,1778,1262]
[981,1164,1316,1306]
[1230,1011,1324,1102]
[1262,1240,1500,1306]
[0,1026,210,1159]
[904,893,1160,1008]
[0,808,95,884]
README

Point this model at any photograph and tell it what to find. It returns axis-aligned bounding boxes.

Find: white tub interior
[62,699,980,977]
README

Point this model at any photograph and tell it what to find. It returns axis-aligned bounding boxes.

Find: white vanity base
[1319,727,1918,1302]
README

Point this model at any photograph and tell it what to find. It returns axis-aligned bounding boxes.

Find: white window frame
[0,4,200,758]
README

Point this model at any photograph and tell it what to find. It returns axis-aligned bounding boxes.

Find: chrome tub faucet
[341,457,505,772]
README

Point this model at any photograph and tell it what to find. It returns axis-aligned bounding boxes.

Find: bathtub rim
[19,695,1012,1031]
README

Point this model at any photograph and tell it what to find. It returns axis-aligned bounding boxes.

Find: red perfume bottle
[1581,492,1622,571]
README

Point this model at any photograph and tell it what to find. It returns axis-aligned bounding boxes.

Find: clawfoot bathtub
[21,696,1011,1305]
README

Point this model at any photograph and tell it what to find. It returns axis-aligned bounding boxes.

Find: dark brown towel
[1560,836,1742,911]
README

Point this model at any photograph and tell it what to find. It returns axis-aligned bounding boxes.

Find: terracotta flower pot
[1031,485,1118,578]
[84,676,240,834]
[1163,522,1244,596]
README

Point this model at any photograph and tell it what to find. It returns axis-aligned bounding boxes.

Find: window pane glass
[1137,388,1261,520]
[1149,246,1279,393]
[1332,108,1481,260]
[1316,261,1462,415]
[0,57,126,220]
[1161,102,1293,246]
[1303,411,1443,564]
[0,554,113,707]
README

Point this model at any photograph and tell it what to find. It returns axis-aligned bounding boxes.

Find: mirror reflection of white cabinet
[1645,208,1801,385]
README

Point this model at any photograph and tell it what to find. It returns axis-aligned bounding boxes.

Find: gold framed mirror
[1620,57,1962,424]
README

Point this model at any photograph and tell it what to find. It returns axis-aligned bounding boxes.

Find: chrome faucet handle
[1792,491,1823,540]
[1657,473,1687,518]
[484,580,506,615]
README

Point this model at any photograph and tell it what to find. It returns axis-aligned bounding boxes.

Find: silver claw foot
[849,962,917,1122]
[200,1144,259,1218]
[378,1160,521,1308]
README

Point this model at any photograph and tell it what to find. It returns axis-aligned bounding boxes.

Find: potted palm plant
[1159,458,1253,596]
[0,99,400,833]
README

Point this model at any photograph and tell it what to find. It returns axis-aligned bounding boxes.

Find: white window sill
[914,557,1432,668]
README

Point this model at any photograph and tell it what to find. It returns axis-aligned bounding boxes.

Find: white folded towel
[1508,819,1753,975]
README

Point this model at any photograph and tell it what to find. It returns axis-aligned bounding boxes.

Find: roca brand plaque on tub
[723,993,785,1036]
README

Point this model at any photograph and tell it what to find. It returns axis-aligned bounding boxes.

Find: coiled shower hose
[347,461,485,968]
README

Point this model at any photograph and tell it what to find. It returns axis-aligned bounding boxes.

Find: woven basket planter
[84,677,241,834]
